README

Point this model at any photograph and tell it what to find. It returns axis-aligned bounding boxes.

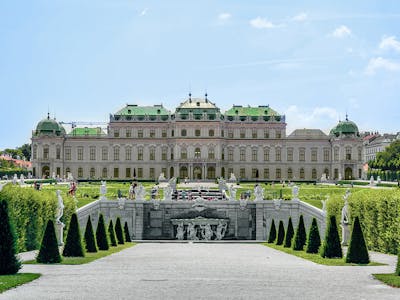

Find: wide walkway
[2,243,399,300]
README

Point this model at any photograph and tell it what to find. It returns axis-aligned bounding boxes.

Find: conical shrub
[108,220,117,247]
[346,216,369,264]
[267,219,276,243]
[96,214,109,250]
[115,217,124,245]
[84,216,97,253]
[284,218,294,248]
[0,200,21,274]
[320,215,342,258]
[124,221,132,242]
[293,215,307,251]
[276,220,285,245]
[306,218,321,254]
[37,220,61,263]
[63,213,84,257]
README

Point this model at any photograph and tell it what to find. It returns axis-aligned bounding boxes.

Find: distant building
[363,132,400,162]
[31,95,364,181]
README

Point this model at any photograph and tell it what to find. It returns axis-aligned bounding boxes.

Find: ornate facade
[31,96,364,181]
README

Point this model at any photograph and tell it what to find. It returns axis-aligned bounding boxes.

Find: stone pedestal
[55,222,65,246]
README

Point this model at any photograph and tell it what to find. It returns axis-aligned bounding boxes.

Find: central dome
[34,114,66,137]
[330,116,359,137]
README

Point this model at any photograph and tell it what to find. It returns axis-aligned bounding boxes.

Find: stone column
[134,203,144,240]
[255,202,265,240]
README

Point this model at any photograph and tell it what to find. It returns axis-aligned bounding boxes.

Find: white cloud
[292,12,307,22]
[140,8,148,16]
[379,35,400,52]
[218,13,231,21]
[284,105,340,134]
[332,25,351,38]
[365,57,400,75]
[249,17,281,29]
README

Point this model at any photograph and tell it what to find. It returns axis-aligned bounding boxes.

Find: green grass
[263,243,383,266]
[25,242,136,265]
[0,273,41,293]
[373,273,400,288]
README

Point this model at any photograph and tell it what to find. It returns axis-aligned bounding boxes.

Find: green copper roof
[330,117,359,137]
[225,105,278,117]
[34,114,66,137]
[115,104,170,116]
[70,127,105,136]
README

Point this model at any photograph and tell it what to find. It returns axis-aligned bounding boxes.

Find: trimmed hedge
[115,217,124,245]
[293,215,307,251]
[320,215,342,258]
[124,222,132,242]
[284,218,294,248]
[108,220,117,247]
[267,219,276,243]
[62,213,84,257]
[36,220,61,263]
[276,221,285,245]
[84,216,97,253]
[345,216,369,264]
[326,189,400,254]
[0,184,75,253]
[96,214,109,251]
[306,218,321,254]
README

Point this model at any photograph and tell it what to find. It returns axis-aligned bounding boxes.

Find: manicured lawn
[263,243,383,266]
[25,242,136,265]
[373,273,400,288]
[0,273,41,293]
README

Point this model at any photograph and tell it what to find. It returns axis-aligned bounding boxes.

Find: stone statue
[100,181,107,200]
[229,173,237,182]
[134,183,147,201]
[168,177,177,191]
[228,185,237,201]
[218,178,228,193]
[55,190,64,224]
[201,224,213,241]
[254,184,264,201]
[369,176,375,186]
[215,221,227,240]
[158,172,166,182]
[321,196,328,214]
[341,189,351,246]
[320,173,327,182]
[292,185,299,200]
[12,174,17,185]
[176,222,185,240]
[377,176,381,184]
[187,223,198,240]
[163,185,173,201]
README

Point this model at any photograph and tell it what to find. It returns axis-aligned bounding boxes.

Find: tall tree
[267,219,276,243]
[37,220,62,263]
[96,214,109,251]
[284,218,294,248]
[115,217,124,245]
[293,215,307,251]
[346,216,370,264]
[276,220,285,245]
[108,219,117,247]
[84,216,97,253]
[0,200,21,274]
[321,215,342,258]
[62,213,85,257]
[306,218,321,254]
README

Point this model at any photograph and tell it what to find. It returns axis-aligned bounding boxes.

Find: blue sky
[1,0,400,150]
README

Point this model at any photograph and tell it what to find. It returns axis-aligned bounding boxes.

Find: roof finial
[346,112,348,121]
[189,92,192,102]
[205,90,208,102]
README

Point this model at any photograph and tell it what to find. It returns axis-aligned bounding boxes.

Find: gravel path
[2,243,399,300]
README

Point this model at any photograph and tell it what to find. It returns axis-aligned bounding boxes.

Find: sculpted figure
[215,222,227,240]
[55,190,64,224]
[188,223,198,240]
[176,222,185,240]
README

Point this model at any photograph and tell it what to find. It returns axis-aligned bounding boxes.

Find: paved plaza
[1,243,399,300]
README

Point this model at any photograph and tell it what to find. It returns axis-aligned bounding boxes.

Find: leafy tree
[108,219,117,247]
[124,221,132,242]
[37,220,61,263]
[396,253,400,276]
[95,214,109,250]
[293,215,307,251]
[369,140,400,172]
[276,220,285,245]
[0,200,21,274]
[284,218,294,248]
[115,217,124,244]
[62,213,84,257]
[346,216,370,264]
[18,143,31,161]
[267,219,276,243]
[84,216,97,253]
[321,215,342,258]
[306,218,321,254]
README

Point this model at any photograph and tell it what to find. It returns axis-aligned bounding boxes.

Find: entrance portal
[193,166,202,179]
[345,167,353,180]
[42,166,50,178]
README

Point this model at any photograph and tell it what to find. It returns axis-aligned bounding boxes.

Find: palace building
[31,95,364,181]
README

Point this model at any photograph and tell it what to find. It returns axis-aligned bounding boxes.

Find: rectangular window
[126,168,131,178]
[114,147,120,161]
[252,168,258,178]
[346,147,352,160]
[162,148,167,161]
[311,148,317,162]
[275,130,281,139]
[56,167,61,176]
[126,129,131,138]
[264,149,269,161]
[276,168,281,179]
[102,168,107,178]
[162,129,167,138]
[228,149,233,161]
[114,129,119,137]
[181,149,187,159]
[114,168,119,178]
[334,168,338,179]
[324,149,330,162]
[240,149,245,161]
[138,168,143,178]
[138,129,143,138]
[43,147,49,160]
[275,148,281,162]
[287,148,293,162]
[78,167,83,178]
[240,129,245,139]
[252,129,257,138]
[65,147,71,161]
[208,149,215,159]
[228,130,233,138]
[126,147,132,161]
[150,168,155,179]
[138,148,143,161]
[150,148,155,160]
[264,168,269,179]
[240,168,245,179]
[299,148,305,162]
[77,147,83,161]
[358,148,362,161]
[252,149,258,161]
[56,147,61,160]
[162,168,167,176]
[150,129,155,138]
[228,168,233,177]
[102,147,108,161]
[264,129,269,139]
[90,146,96,161]
[334,148,339,161]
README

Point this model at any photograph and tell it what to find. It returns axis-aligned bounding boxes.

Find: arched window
[208,148,215,159]
[181,148,187,159]
[195,147,201,158]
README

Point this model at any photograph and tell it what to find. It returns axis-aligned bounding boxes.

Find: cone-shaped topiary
[62,213,84,257]
[321,215,342,258]
[0,200,21,274]
[276,220,285,245]
[306,218,321,254]
[345,216,370,264]
[267,219,277,243]
[108,219,117,247]
[124,221,132,242]
[37,219,61,263]
[293,215,307,251]
[96,214,109,251]
[84,216,97,253]
[284,217,294,248]
[115,217,124,245]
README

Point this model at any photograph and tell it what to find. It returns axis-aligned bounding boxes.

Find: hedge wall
[0,184,76,252]
[326,189,400,254]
